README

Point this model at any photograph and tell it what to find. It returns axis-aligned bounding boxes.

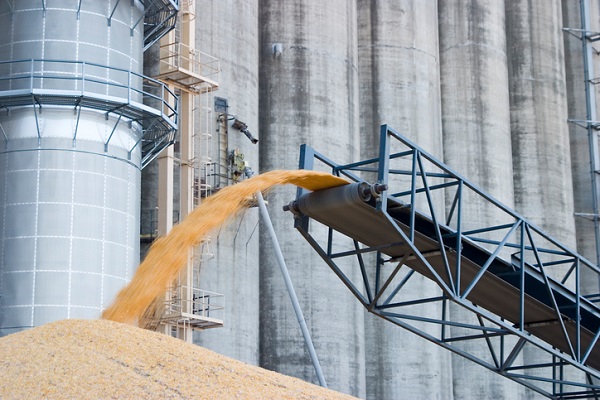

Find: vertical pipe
[576,258,581,361]
[157,146,174,238]
[455,181,463,295]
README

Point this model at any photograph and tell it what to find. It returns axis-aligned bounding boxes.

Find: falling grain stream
[102,170,348,324]
[0,171,357,399]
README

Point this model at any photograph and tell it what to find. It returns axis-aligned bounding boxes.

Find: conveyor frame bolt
[372,183,388,197]
[283,200,301,215]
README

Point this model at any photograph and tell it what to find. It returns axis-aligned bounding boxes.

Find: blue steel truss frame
[291,125,600,399]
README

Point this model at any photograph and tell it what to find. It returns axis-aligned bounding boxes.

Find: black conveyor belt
[294,182,600,371]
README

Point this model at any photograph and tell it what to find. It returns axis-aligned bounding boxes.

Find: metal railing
[163,286,224,323]
[158,42,220,82]
[139,0,179,51]
[0,59,177,125]
[0,59,178,168]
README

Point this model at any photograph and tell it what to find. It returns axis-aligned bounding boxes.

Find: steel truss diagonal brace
[286,125,600,399]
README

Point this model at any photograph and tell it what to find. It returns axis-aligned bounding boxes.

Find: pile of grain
[0,171,354,398]
[0,319,356,399]
[102,170,348,325]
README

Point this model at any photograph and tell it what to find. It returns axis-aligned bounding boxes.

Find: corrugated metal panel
[0,0,145,335]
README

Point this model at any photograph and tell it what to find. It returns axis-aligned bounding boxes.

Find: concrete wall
[438,1,526,399]
[563,0,600,297]
[193,0,261,365]
[258,0,365,397]
[357,1,451,398]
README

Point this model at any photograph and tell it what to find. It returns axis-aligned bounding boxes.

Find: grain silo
[507,0,576,248]
[506,2,579,394]
[438,0,524,398]
[0,0,177,335]
[357,1,451,398]
[257,0,366,396]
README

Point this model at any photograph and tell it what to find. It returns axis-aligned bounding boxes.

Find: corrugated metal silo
[0,0,177,335]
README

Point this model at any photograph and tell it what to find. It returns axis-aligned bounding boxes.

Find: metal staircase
[140,0,180,52]
[145,0,223,340]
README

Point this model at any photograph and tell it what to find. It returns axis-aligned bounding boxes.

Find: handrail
[158,41,221,79]
[0,58,178,127]
[165,287,224,320]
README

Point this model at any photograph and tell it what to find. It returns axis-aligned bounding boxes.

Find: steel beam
[287,125,600,398]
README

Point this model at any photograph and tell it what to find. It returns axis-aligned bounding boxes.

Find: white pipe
[255,189,328,388]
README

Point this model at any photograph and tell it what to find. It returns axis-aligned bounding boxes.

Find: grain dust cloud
[101,170,348,324]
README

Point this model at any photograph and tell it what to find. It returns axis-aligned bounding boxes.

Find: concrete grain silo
[258,0,366,396]
[563,0,600,295]
[507,0,576,248]
[357,1,451,398]
[193,0,261,364]
[0,0,177,335]
[506,0,579,396]
[438,0,525,398]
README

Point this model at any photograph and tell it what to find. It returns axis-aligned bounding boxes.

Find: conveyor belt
[290,182,600,371]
